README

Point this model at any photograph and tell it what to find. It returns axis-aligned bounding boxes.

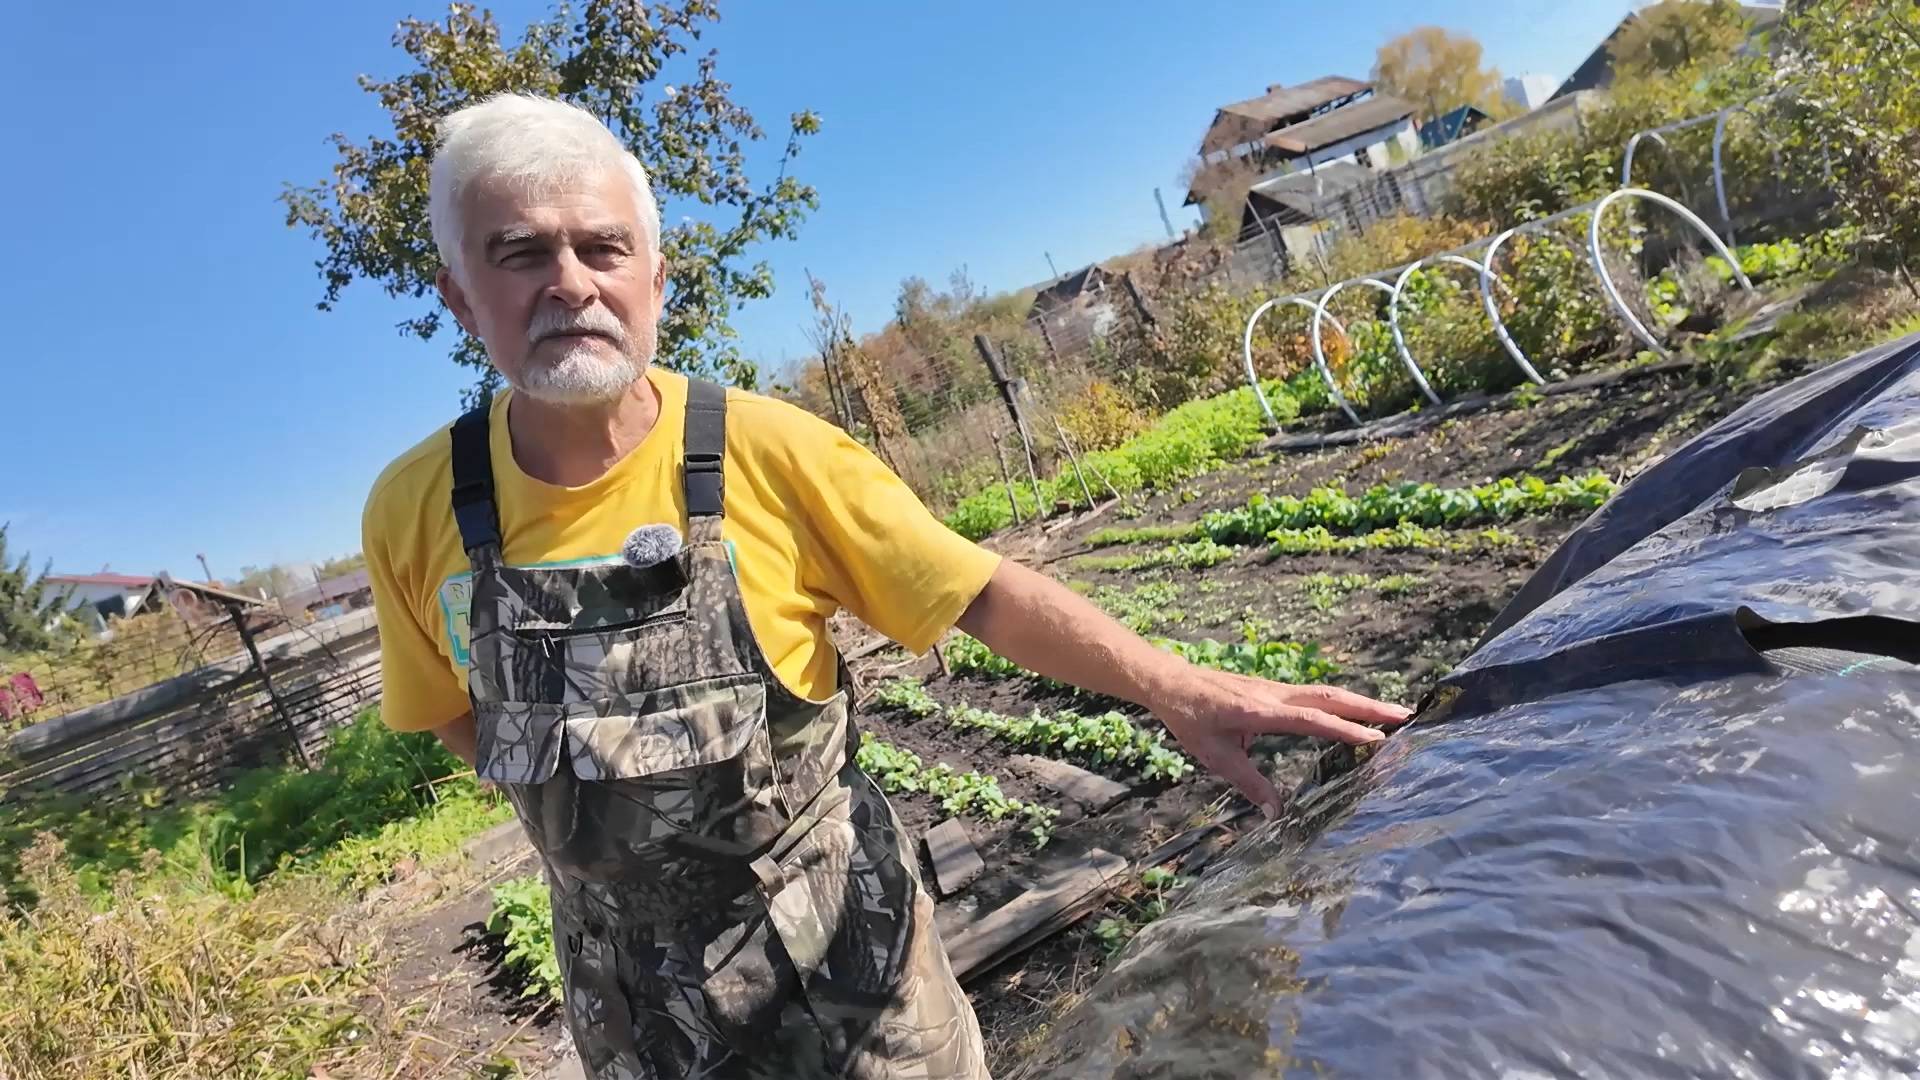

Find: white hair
[428,94,661,278]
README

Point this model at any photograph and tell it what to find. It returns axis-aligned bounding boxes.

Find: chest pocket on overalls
[469,555,787,887]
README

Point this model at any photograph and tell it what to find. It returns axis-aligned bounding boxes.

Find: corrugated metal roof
[1264,94,1416,154]
[45,573,154,588]
[1200,76,1371,154]
[1246,161,1377,219]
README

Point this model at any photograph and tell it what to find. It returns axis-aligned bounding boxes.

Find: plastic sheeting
[1014,337,1920,1078]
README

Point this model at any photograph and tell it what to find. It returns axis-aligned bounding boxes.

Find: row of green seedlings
[854,732,1060,846]
[1081,472,1615,565]
[943,627,1337,687]
[872,678,1194,783]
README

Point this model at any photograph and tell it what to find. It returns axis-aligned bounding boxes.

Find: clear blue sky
[0,0,1633,584]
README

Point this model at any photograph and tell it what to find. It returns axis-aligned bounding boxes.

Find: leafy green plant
[487,875,561,1001]
[1093,866,1190,956]
[855,734,1058,845]
[1160,632,1337,684]
[1299,573,1372,613]
[870,677,941,718]
[1089,582,1186,634]
[944,704,1193,782]
[1072,539,1238,573]
[942,629,1337,687]
[1374,574,1428,597]
[943,381,1301,539]
[1204,472,1614,544]
[1086,523,1204,549]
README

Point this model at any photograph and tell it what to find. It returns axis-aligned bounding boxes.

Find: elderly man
[363,94,1407,1079]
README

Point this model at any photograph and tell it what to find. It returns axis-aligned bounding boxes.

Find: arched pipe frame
[1242,184,1757,426]
[1623,93,1781,248]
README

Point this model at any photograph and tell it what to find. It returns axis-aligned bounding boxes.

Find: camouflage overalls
[451,382,988,1079]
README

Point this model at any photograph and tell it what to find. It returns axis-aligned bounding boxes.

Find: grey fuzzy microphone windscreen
[622,524,684,569]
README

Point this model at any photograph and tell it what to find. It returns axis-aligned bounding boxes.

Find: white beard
[502,321,657,405]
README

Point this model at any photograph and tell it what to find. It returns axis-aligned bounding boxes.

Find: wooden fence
[1,610,384,806]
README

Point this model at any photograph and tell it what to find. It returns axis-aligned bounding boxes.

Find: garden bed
[850,362,1805,1070]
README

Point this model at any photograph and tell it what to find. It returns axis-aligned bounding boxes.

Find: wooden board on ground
[947,847,1129,982]
[1012,754,1132,811]
[924,818,986,898]
[1138,803,1259,869]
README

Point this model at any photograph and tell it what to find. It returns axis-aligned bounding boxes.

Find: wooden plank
[1138,804,1260,869]
[3,655,384,802]
[464,820,529,866]
[1011,754,1132,811]
[5,612,378,762]
[922,819,985,898]
[947,848,1129,982]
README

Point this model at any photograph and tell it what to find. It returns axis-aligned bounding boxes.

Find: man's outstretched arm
[956,559,1409,817]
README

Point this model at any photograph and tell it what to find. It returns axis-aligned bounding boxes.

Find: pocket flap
[473,700,568,784]
[566,673,768,780]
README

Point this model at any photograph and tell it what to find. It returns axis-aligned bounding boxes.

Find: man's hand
[956,560,1410,818]
[1149,666,1409,817]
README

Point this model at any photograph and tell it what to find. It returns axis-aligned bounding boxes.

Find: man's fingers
[1292,683,1414,726]
[1191,741,1284,818]
[1246,705,1388,745]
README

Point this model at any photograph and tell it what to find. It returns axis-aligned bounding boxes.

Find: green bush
[487,874,561,1001]
[1,708,482,906]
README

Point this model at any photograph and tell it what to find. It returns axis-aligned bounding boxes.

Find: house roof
[1262,94,1416,154]
[1419,104,1492,149]
[1200,76,1372,155]
[281,568,374,612]
[1551,2,1783,101]
[1244,162,1378,224]
[1029,265,1109,314]
[149,573,266,610]
[45,572,155,589]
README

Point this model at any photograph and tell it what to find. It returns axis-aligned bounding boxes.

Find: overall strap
[684,379,728,536]
[449,407,503,562]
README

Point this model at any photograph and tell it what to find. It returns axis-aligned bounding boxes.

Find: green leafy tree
[1372,27,1512,123]
[1610,0,1752,83]
[316,553,368,579]
[1776,0,1920,294]
[282,1,822,399]
[0,525,74,654]
[233,564,301,605]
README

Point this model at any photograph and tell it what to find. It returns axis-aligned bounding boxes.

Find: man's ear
[652,256,668,322]
[437,266,480,338]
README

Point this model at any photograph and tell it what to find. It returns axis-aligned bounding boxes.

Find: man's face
[437,170,665,405]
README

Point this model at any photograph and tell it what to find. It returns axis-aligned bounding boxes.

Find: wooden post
[990,429,1024,526]
[973,334,1044,502]
[974,334,1031,445]
[1121,272,1158,328]
[1036,318,1061,365]
[1050,416,1096,508]
[227,601,313,770]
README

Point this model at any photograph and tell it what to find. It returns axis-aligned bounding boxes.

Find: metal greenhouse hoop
[1244,293,1359,426]
[1388,252,1505,406]
[1315,277,1430,418]
[1589,187,1757,360]
[1478,217,1599,386]
[1711,99,1786,248]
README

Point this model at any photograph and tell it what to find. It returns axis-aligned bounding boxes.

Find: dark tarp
[1014,336,1920,1078]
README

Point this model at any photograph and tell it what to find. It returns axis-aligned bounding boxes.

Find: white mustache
[529,305,630,348]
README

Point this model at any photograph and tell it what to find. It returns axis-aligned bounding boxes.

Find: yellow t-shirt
[362,368,1002,733]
